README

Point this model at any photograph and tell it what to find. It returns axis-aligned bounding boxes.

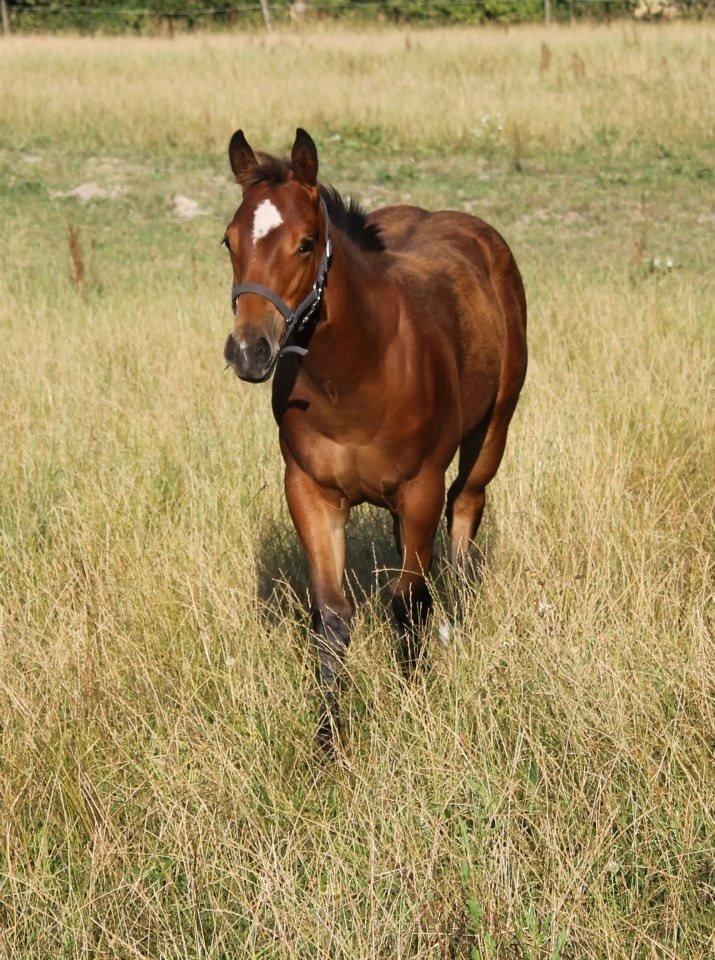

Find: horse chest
[287,427,415,506]
[275,359,453,505]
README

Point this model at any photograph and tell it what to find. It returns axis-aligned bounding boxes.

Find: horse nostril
[255,336,271,366]
[224,334,236,364]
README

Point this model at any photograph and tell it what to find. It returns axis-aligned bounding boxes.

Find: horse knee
[391,580,432,626]
[311,604,351,660]
[310,603,351,752]
[391,581,432,676]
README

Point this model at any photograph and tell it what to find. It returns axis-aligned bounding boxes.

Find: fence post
[1,0,10,36]
[259,0,273,35]
[544,0,551,25]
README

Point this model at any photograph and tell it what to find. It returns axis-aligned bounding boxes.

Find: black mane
[319,184,385,253]
[244,153,385,254]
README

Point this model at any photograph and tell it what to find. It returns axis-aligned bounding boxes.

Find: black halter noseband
[231,199,332,359]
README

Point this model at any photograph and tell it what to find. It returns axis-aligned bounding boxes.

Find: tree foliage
[7,0,651,34]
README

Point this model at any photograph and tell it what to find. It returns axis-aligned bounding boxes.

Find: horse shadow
[255,502,497,630]
[256,504,395,623]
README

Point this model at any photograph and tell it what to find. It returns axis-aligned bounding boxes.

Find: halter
[230,199,332,360]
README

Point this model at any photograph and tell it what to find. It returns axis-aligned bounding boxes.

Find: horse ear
[291,128,318,187]
[228,129,258,186]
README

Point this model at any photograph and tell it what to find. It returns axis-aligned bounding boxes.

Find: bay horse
[222,128,527,752]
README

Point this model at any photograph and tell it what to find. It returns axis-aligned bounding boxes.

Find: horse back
[369,204,528,435]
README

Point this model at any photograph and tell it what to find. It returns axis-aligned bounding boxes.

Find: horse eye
[297,237,315,255]
[221,236,230,251]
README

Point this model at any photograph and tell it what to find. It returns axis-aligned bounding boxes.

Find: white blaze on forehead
[252,199,283,243]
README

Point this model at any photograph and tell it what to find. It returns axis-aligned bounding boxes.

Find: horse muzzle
[223,331,278,383]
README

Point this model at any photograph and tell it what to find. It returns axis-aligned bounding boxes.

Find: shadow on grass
[254,500,498,759]
[255,500,497,630]
[255,504,397,624]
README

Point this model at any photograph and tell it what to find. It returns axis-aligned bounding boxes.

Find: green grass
[0,23,713,960]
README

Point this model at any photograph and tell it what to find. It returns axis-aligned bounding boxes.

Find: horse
[222,128,527,752]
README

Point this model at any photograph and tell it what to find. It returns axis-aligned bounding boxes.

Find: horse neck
[305,230,389,381]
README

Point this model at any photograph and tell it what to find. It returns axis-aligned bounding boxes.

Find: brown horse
[222,128,527,751]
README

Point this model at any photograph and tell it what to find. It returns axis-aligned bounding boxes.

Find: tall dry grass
[0,21,713,960]
[0,23,713,158]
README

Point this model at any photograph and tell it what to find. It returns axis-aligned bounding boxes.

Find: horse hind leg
[446,402,515,565]
[446,421,488,566]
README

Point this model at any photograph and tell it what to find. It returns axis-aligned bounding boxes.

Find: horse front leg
[391,472,445,676]
[284,457,352,754]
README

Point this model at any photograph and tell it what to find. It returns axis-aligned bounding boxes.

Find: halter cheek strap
[230,199,332,359]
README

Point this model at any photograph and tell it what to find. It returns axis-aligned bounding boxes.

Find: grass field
[1,21,713,960]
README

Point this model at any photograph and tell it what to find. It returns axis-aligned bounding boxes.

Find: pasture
[0,22,713,959]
